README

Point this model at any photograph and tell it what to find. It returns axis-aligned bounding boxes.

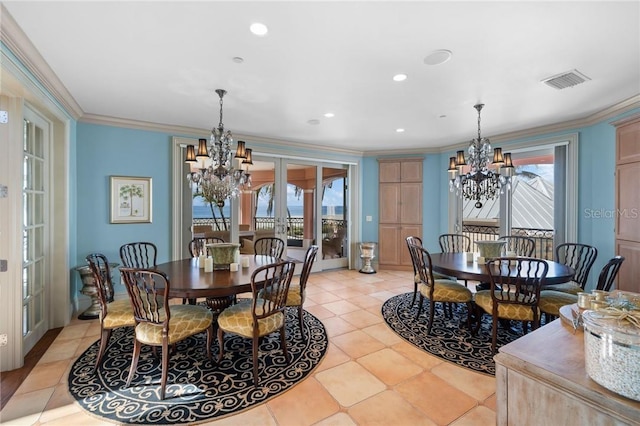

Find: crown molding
[1,4,83,120]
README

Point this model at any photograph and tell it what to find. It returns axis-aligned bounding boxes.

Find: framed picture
[110,176,152,223]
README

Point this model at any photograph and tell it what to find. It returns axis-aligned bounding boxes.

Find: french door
[22,108,50,354]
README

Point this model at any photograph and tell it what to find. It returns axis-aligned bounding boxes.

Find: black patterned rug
[69,307,327,424]
[382,292,540,376]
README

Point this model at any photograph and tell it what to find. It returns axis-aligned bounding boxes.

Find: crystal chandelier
[185,89,252,207]
[448,103,514,208]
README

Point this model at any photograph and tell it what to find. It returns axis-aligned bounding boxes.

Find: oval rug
[69,306,327,425]
[382,292,533,376]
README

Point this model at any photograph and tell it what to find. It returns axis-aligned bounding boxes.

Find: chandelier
[185,89,252,207]
[448,103,514,208]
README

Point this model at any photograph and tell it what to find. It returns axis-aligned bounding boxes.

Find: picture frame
[110,176,152,224]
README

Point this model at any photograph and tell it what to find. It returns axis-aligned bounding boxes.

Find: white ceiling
[4,1,639,153]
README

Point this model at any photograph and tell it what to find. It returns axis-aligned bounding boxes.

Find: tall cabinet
[378,158,423,270]
[615,115,640,293]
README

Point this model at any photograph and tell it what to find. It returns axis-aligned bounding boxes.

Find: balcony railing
[462,223,554,260]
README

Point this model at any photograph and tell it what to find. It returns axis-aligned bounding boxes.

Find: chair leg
[297,305,305,340]
[465,302,474,332]
[94,327,112,372]
[473,307,483,336]
[205,325,213,360]
[252,335,260,387]
[491,315,499,354]
[279,326,289,363]
[217,328,225,362]
[126,338,142,387]
[427,300,436,335]
[415,295,424,320]
[160,342,169,400]
[411,281,418,306]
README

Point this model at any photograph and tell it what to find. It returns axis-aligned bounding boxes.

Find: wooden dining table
[154,255,281,300]
[429,252,575,285]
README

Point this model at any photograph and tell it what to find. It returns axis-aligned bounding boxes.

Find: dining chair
[438,233,471,253]
[475,257,548,353]
[217,260,296,386]
[595,255,625,291]
[539,255,625,318]
[119,267,214,400]
[188,236,225,257]
[545,243,598,294]
[86,253,135,372]
[498,235,536,257]
[254,237,286,258]
[260,245,318,339]
[407,241,473,335]
[119,241,158,269]
[438,233,471,287]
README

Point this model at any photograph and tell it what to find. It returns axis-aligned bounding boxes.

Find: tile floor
[1,268,496,425]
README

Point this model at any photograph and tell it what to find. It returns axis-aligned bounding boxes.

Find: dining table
[154,254,281,301]
[429,252,575,285]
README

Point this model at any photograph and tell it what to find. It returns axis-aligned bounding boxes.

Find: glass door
[22,108,49,354]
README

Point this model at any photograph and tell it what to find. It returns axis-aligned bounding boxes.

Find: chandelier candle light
[185,89,252,207]
[448,104,514,208]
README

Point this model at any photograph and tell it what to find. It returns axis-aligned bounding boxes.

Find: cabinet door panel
[616,163,640,242]
[616,240,640,293]
[401,161,422,182]
[379,162,401,182]
[617,119,640,164]
[379,183,401,223]
[378,225,400,265]
[400,226,422,267]
[400,183,422,224]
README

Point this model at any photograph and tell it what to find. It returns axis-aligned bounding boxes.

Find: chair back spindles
[596,255,625,291]
[254,237,286,258]
[252,261,295,320]
[555,243,598,290]
[498,236,536,257]
[120,242,158,268]
[86,253,115,308]
[486,258,548,309]
[439,234,471,253]
[120,268,167,326]
[189,237,225,257]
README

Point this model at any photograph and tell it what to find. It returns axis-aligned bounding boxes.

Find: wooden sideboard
[495,319,640,425]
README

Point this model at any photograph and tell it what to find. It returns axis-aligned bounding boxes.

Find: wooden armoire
[378,158,423,270]
[614,115,640,292]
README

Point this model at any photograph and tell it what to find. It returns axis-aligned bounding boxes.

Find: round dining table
[154,255,280,300]
[429,252,575,285]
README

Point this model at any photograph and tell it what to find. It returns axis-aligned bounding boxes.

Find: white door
[22,108,50,353]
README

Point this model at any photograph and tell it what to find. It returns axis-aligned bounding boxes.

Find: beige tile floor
[1,268,496,425]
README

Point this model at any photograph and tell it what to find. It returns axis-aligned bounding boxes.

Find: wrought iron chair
[259,245,318,339]
[539,255,625,318]
[498,235,536,257]
[120,267,214,400]
[475,257,548,353]
[545,243,598,294]
[438,233,471,253]
[408,241,473,335]
[86,253,135,372]
[119,241,158,269]
[217,261,296,386]
[188,237,225,257]
[254,237,286,258]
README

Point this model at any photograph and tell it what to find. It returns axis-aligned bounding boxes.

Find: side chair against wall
[438,233,471,287]
[539,255,625,318]
[254,237,286,258]
[474,257,548,354]
[119,242,158,269]
[498,235,536,257]
[407,241,474,335]
[217,261,296,386]
[188,237,225,257]
[545,243,598,294]
[260,245,318,339]
[86,253,135,372]
[119,268,214,400]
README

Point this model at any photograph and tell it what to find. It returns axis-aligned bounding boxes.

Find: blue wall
[76,123,175,269]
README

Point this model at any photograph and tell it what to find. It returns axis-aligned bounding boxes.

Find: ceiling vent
[542,69,591,90]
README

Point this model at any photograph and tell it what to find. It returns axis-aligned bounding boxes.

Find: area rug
[68,307,327,425]
[382,292,543,376]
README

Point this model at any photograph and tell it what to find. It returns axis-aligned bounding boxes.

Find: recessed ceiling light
[393,74,408,82]
[250,22,268,36]
[232,57,244,64]
[439,114,447,119]
[307,119,320,125]
[324,112,335,118]
[396,128,405,133]
[424,49,452,66]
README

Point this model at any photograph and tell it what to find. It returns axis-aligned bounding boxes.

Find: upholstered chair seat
[134,304,214,345]
[420,280,472,303]
[217,300,284,338]
[475,290,541,321]
[101,298,135,329]
[538,290,579,317]
[543,282,582,295]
